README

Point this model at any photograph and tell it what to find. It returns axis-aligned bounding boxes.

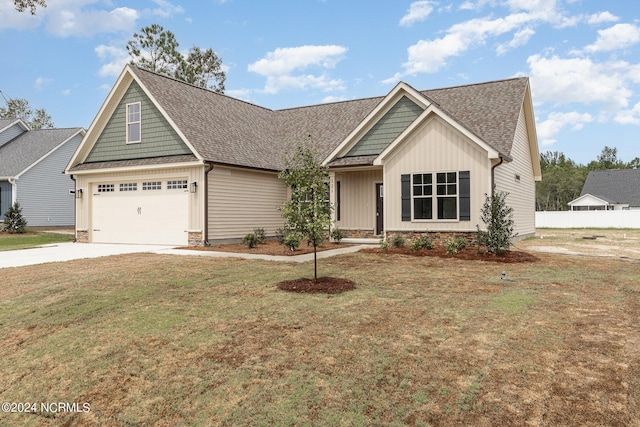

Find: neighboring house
[568,169,640,211]
[0,118,85,227]
[65,65,541,246]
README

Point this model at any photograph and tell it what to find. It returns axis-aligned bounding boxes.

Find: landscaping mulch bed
[277,276,357,294]
[361,245,539,263]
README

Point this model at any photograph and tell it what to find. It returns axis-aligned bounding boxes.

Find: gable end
[84,80,192,163]
[345,96,425,157]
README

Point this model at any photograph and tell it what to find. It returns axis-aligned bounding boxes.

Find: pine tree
[3,202,28,234]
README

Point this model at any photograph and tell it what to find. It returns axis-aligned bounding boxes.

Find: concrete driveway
[0,242,371,269]
[0,242,177,269]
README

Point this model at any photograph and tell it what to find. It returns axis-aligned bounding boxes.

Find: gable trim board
[66,65,540,245]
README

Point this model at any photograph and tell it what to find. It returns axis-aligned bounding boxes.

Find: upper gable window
[126,102,141,144]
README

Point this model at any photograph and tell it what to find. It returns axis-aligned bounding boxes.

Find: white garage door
[91,179,189,245]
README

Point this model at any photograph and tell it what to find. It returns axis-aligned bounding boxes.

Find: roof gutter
[491,156,504,194]
[203,161,214,246]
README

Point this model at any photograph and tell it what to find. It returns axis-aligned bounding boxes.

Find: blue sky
[1,0,639,165]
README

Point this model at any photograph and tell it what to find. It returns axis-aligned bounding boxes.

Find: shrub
[253,227,266,244]
[275,228,287,245]
[242,233,259,248]
[379,238,389,251]
[3,202,27,234]
[330,228,344,243]
[284,232,301,251]
[389,234,406,248]
[410,235,433,251]
[445,237,467,254]
[476,190,517,254]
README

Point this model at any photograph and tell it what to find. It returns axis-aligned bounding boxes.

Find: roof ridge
[422,76,528,92]
[131,64,275,113]
[275,94,385,112]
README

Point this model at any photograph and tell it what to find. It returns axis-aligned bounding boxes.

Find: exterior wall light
[76,188,83,199]
[190,182,198,193]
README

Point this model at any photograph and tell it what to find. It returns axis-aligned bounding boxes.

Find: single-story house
[568,169,640,211]
[0,118,85,227]
[65,64,541,246]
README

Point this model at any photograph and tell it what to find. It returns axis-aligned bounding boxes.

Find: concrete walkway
[157,244,370,263]
[0,242,373,269]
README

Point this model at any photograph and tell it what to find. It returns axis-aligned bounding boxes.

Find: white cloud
[46,6,138,37]
[248,45,347,94]
[527,54,633,110]
[400,1,434,27]
[587,11,618,25]
[497,27,535,55]
[583,23,640,53]
[537,111,593,146]
[0,1,42,30]
[150,0,184,18]
[34,76,53,88]
[615,102,640,125]
[397,12,532,76]
[95,45,130,77]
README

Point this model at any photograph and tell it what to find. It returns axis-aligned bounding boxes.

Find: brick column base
[188,231,204,246]
[76,230,89,243]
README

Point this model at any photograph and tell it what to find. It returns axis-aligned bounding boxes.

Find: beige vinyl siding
[334,169,383,231]
[383,115,491,231]
[493,107,536,237]
[208,166,287,241]
[85,81,192,163]
[74,165,204,236]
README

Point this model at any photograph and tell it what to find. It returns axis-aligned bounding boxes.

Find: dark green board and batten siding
[85,81,193,163]
[345,96,424,157]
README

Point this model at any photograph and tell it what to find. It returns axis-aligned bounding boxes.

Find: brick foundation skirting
[386,230,478,247]
[339,229,377,239]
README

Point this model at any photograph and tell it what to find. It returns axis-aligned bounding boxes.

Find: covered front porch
[329,159,384,239]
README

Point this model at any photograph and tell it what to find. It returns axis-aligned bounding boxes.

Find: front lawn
[0,231,75,251]
[0,246,638,426]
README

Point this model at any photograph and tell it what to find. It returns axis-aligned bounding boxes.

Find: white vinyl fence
[535,210,640,228]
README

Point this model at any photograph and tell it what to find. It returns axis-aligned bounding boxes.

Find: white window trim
[126,102,141,144]
[411,171,460,222]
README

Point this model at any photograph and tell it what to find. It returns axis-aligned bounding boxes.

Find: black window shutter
[459,170,470,221]
[401,174,411,221]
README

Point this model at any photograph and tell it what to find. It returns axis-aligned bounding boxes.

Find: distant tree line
[536,146,640,211]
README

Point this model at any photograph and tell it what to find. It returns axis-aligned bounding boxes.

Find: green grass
[0,249,638,426]
[0,231,74,251]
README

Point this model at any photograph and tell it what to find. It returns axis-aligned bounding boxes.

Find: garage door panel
[91,181,189,245]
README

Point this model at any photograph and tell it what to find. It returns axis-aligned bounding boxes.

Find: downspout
[69,174,77,242]
[8,177,17,204]
[203,161,214,246]
[490,156,504,194]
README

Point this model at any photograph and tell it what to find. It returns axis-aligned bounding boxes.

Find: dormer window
[126,102,141,143]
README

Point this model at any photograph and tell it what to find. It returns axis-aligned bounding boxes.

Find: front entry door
[376,183,384,235]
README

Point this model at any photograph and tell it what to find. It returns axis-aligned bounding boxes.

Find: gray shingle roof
[581,169,640,207]
[0,128,83,177]
[106,66,529,171]
[0,118,19,130]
